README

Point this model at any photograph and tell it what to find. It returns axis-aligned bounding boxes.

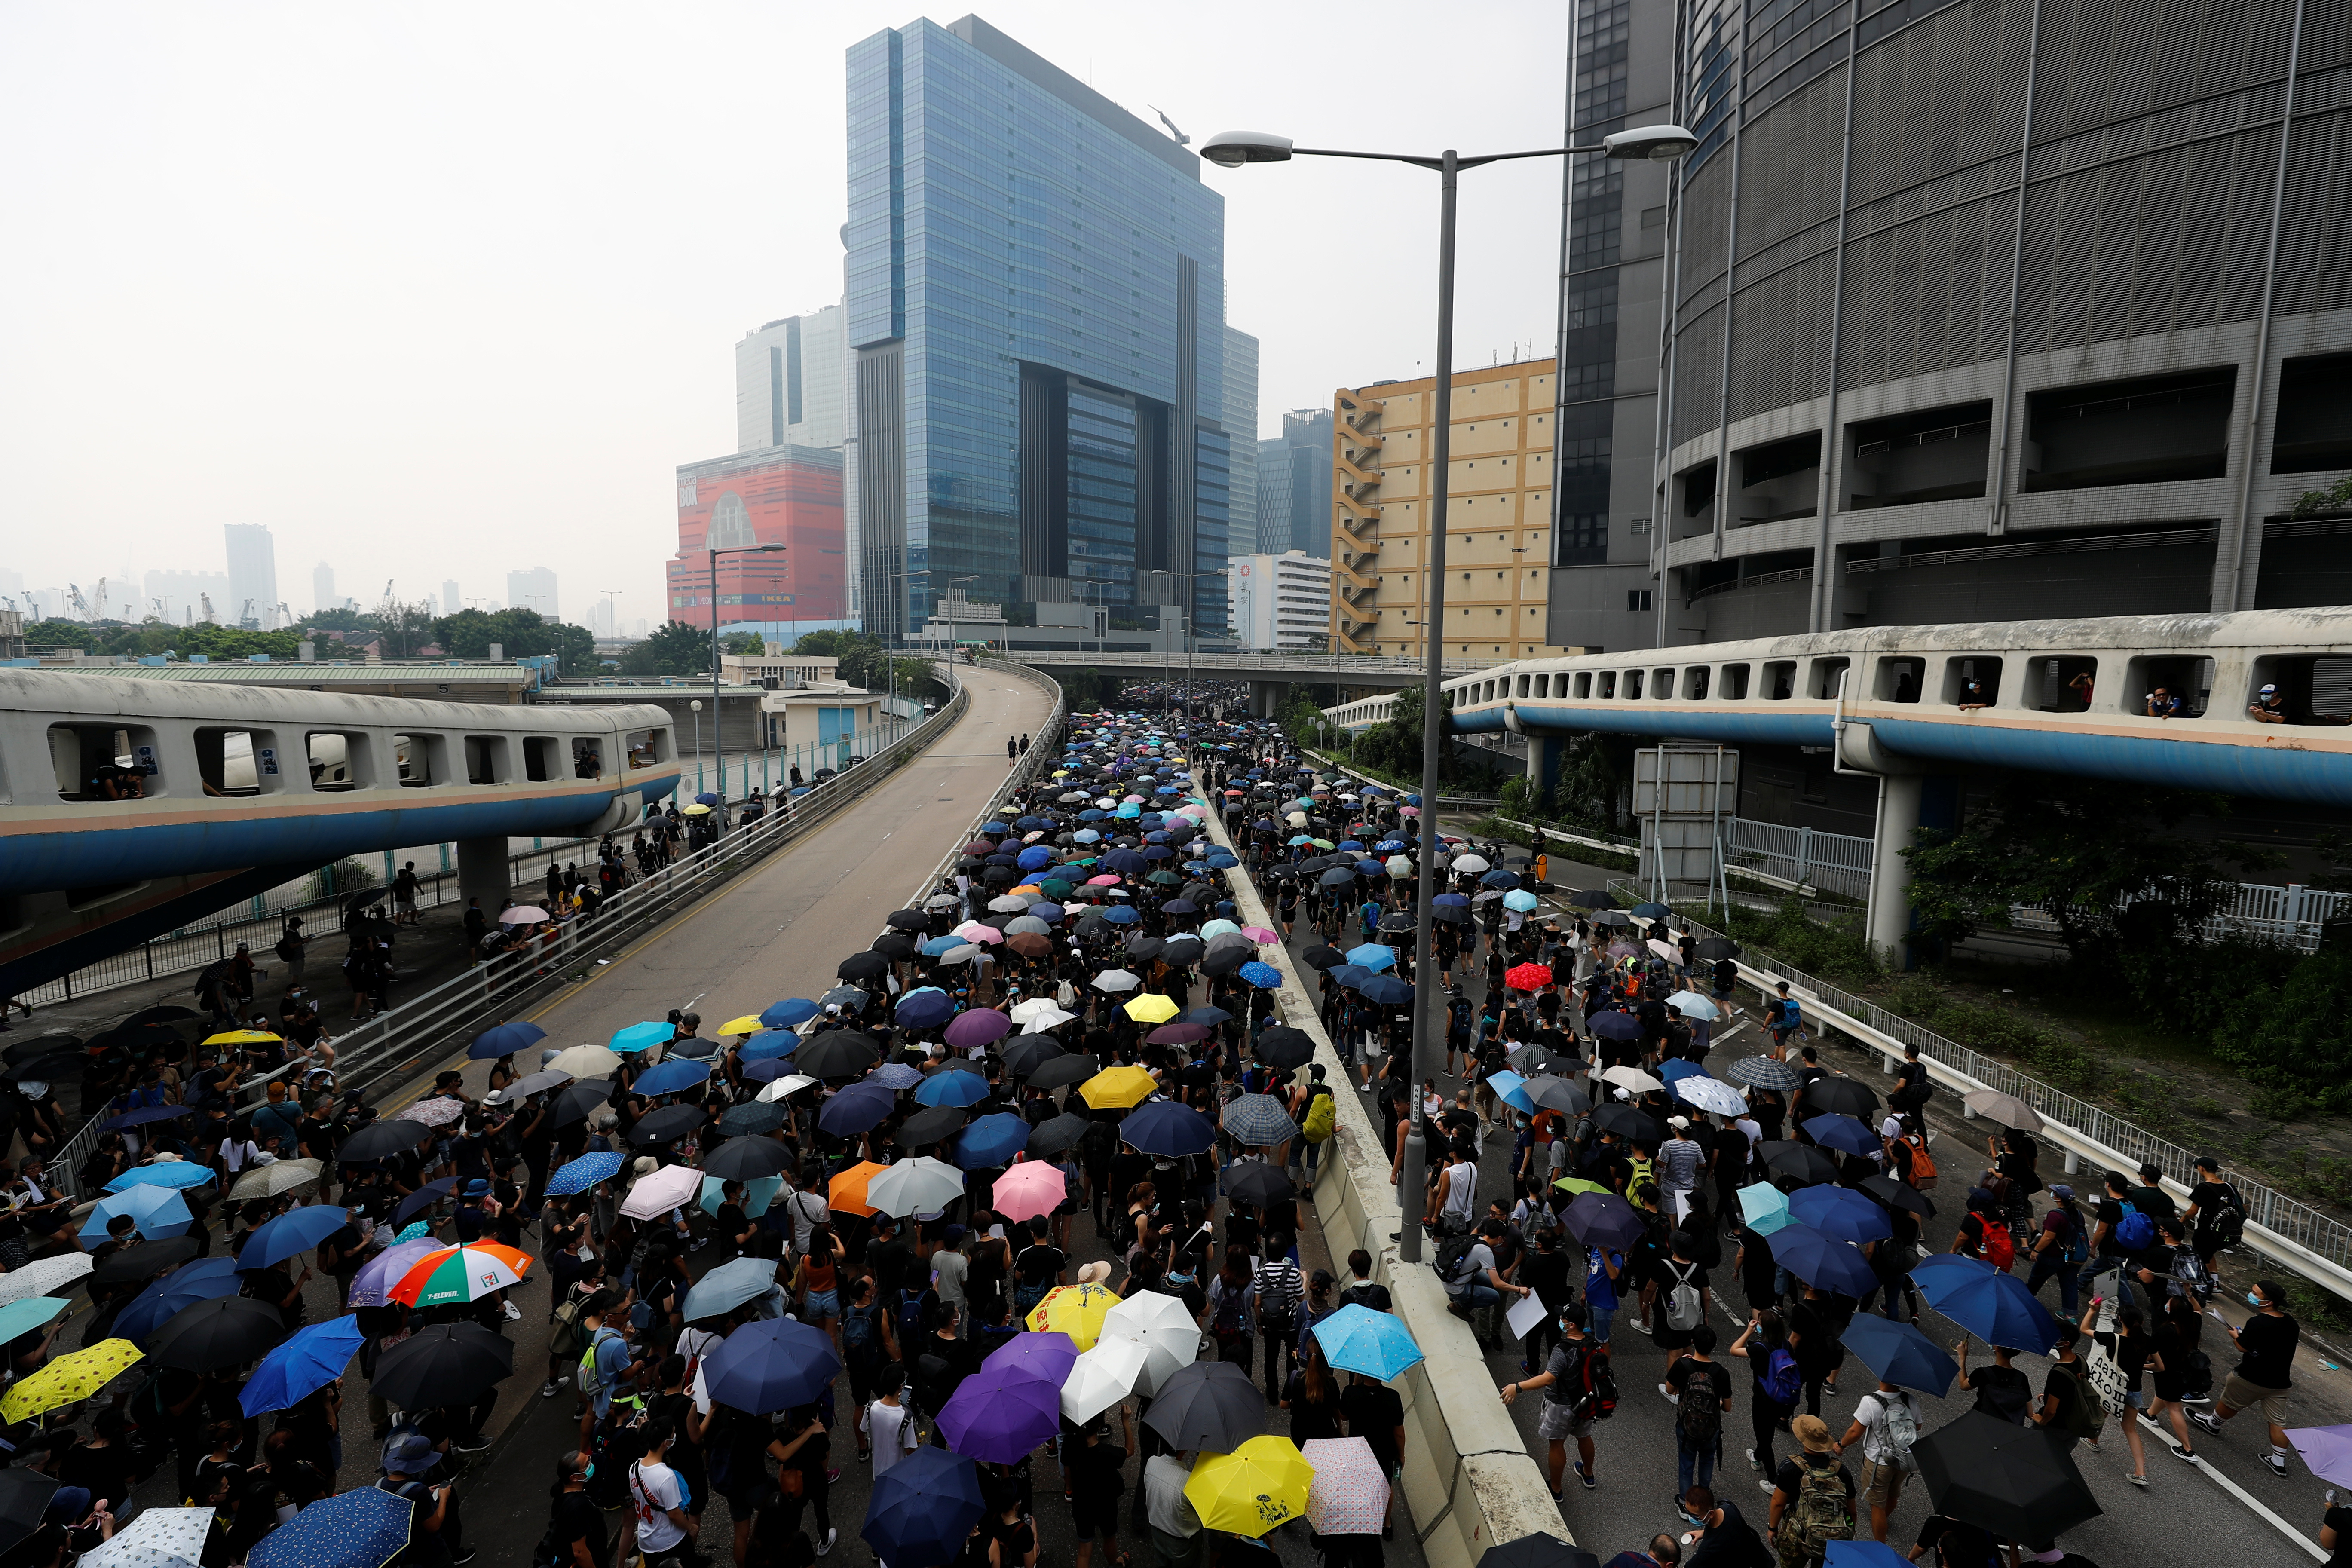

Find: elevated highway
[0,669,679,994]
[1002,648,1486,714]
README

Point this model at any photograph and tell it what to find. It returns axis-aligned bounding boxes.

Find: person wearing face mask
[2189,1278,2300,1477]
[543,1450,608,1568]
[1500,1300,1605,1498]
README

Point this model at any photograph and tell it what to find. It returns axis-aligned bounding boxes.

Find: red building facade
[668,446,849,633]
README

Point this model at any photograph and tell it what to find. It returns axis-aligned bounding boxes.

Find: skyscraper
[845,14,1235,639]
[315,564,338,617]
[1257,409,1333,557]
[1224,328,1260,565]
[223,525,277,630]
[506,567,559,622]
[737,306,848,454]
[442,579,461,616]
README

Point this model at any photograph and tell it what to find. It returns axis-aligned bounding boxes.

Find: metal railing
[1008,649,1487,678]
[1724,818,1875,900]
[2005,880,2352,954]
[48,665,977,1199]
[915,658,1070,899]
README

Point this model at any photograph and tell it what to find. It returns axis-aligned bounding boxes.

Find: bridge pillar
[456,836,512,922]
[1526,736,1564,806]
[1866,775,1923,969]
[1251,680,1283,719]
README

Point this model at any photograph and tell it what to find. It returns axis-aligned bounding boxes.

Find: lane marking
[2130,1412,2327,1560]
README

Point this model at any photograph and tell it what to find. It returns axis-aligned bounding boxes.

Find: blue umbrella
[391,1179,454,1228]
[695,792,720,806]
[916,1072,990,1108]
[1823,1546,1914,1568]
[0,1298,66,1346]
[1658,1059,1711,1084]
[954,1113,1031,1170]
[240,1315,368,1417]
[863,1445,986,1568]
[742,1058,797,1084]
[113,1257,241,1347]
[1790,1186,1894,1245]
[897,990,957,1030]
[1802,1113,1880,1158]
[1503,890,1540,912]
[1017,846,1056,870]
[634,1058,711,1096]
[760,998,818,1029]
[1770,1224,1878,1296]
[1838,1314,1960,1397]
[1312,1303,1426,1381]
[248,1479,416,1568]
[920,935,964,956]
[1185,1005,1233,1026]
[103,1103,193,1131]
[1336,840,1366,853]
[1238,961,1283,989]
[79,1183,193,1243]
[1102,905,1140,925]
[1434,893,1470,909]
[1120,1100,1216,1157]
[1913,1257,2061,1351]
[238,1206,351,1270]
[1736,1182,1796,1237]
[1359,976,1413,1006]
[611,1021,674,1054]
[703,1317,844,1415]
[105,1162,214,1193]
[544,1151,624,1197]
[1027,902,1065,921]
[740,1030,798,1061]
[1485,1069,1535,1115]
[467,1021,546,1061]
[1480,869,1521,888]
[683,1257,781,1322]
[819,1081,896,1135]
[1345,943,1396,971]
[1329,964,1372,990]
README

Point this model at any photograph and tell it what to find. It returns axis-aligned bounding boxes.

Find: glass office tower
[845,14,1233,640]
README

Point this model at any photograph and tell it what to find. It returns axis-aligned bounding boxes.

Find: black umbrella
[798,1033,880,1079]
[704,1136,793,1181]
[1253,1026,1314,1071]
[90,1235,202,1289]
[0,1035,80,1066]
[0,1469,58,1558]
[1861,1174,1937,1217]
[150,1295,289,1372]
[1220,1161,1295,1208]
[1522,1075,1591,1115]
[1027,1054,1099,1089]
[1592,1104,1663,1143]
[1914,1411,2101,1544]
[1761,1141,1841,1186]
[872,933,919,962]
[1200,947,1250,978]
[896,1106,968,1149]
[886,909,932,931]
[1562,1192,1648,1253]
[339,1119,436,1162]
[838,951,892,983]
[1000,1037,1067,1077]
[819,986,868,1011]
[372,1322,516,1410]
[1567,889,1618,910]
[1800,1076,1879,1118]
[1694,937,1741,962]
[1483,1536,1599,1568]
[717,1101,787,1137]
[11,1051,86,1083]
[550,1081,612,1127]
[393,1179,455,1228]
[1515,1043,1586,1077]
[1126,936,1167,962]
[1377,911,1417,934]
[629,1104,707,1146]
[1026,1112,1094,1158]
[1142,1360,1270,1452]
[1160,936,1206,965]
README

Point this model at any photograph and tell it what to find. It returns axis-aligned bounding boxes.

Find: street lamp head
[756,543,785,552]
[1200,131,1293,168]
[690,699,703,711]
[1602,124,1700,162]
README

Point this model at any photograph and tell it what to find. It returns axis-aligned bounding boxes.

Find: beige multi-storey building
[1329,360,1576,660]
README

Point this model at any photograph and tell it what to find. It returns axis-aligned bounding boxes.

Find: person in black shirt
[2190,1277,2299,1476]
[1914,1512,2000,1568]
[1951,1340,2033,1424]
[1066,1407,1133,1568]
[1012,1216,1067,1320]
[547,1449,609,1568]
[1338,1248,1391,1312]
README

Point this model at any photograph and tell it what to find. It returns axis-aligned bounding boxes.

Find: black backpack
[1433,1231,1479,1286]
[2206,1184,2247,1249]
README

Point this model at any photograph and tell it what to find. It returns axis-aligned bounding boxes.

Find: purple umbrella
[981,1331,1079,1385]
[348,1238,442,1308]
[943,1009,1013,1050]
[2288,1424,2352,1487]
[936,1366,1063,1463]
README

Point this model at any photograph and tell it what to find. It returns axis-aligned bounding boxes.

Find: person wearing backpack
[1838,1378,1920,1541]
[2183,1155,2248,1271]
[2034,1321,2107,1454]
[1766,1416,1854,1568]
[2087,1170,2154,1311]
[838,1277,897,1457]
[2024,1185,2087,1316]
[1730,1308,1801,1479]
[1501,1299,1606,1497]
[1654,1234,1714,1399]
[1297,1069,1336,1181]
[1670,1323,1733,1499]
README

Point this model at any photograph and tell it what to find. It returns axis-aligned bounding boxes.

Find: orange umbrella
[829,1161,889,1218]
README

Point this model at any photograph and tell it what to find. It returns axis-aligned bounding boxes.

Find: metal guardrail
[916,658,1070,900]
[1624,889,2352,1299]
[48,665,978,1199]
[1006,649,1487,678]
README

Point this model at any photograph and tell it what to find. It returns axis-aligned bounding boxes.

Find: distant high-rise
[738,306,848,454]
[505,567,558,622]
[671,447,850,642]
[442,579,461,616]
[845,14,1234,638]
[223,525,277,630]
[313,564,337,618]
[1224,328,1261,571]
[1257,409,1333,557]
[145,569,232,624]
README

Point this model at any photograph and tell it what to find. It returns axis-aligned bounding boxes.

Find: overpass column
[1865,775,1923,969]
[1525,736,1563,808]
[456,837,512,924]
[1251,680,1282,719]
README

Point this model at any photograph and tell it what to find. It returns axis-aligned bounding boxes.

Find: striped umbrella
[386,1243,533,1308]
[1726,1055,1801,1091]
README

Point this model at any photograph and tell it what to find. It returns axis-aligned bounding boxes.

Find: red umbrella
[1505,963,1554,992]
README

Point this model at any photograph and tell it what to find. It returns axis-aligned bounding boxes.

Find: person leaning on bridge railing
[2248,683,2352,725]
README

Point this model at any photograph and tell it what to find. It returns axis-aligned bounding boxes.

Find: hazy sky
[1,1,1590,625]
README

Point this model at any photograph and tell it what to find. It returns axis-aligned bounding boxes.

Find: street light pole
[1201,119,1697,1266]
[709,541,786,812]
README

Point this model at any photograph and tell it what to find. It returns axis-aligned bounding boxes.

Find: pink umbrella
[499,906,550,925]
[1240,927,1279,945]
[1086,875,1121,887]
[1301,1437,1390,1536]
[957,925,1004,945]
[992,1161,1066,1223]
[1122,794,1146,803]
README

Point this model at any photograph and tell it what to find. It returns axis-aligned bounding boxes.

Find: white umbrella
[1673,1076,1749,1117]
[1666,991,1721,1020]
[756,1073,820,1103]
[1008,998,1067,1023]
[1648,938,1682,963]
[548,1044,622,1079]
[1452,853,1491,874]
[230,1158,322,1202]
[506,1068,576,1099]
[395,1097,464,1127]
[1385,855,1413,877]
[1020,1008,1078,1034]
[620,1163,703,1220]
[1098,1289,1200,1396]
[1061,1332,1152,1422]
[1092,970,1142,993]
[1598,1065,1664,1094]
[77,1505,214,1568]
[0,1253,91,1305]
[866,1157,966,1219]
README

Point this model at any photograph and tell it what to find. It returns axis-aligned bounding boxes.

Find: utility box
[1634,745,1739,899]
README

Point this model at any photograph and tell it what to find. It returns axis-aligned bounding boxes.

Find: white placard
[1506,1292,1552,1343]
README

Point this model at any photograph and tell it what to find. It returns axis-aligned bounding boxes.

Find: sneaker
[453,1435,489,1454]
[1760,1480,1778,1496]
[2126,1474,2149,1488]
[540,1380,563,1399]
[2171,1445,2201,1464]
[815,1528,837,1557]
[1746,1448,1761,1472]
[826,1468,840,1485]
[450,1552,479,1566]
[2266,1453,2290,1478]
[2188,1412,2223,1436]
[1658,1382,1679,1403]
[504,1302,522,1321]
[1576,1463,1596,1491]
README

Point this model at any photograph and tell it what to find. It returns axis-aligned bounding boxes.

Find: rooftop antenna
[1152,107,1191,146]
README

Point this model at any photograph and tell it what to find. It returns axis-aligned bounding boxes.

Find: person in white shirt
[860,1363,920,1480]
[1839,1380,1920,1543]
[626,1423,697,1565]
[931,1227,969,1335]
[781,1180,829,1254]
[1143,1449,1202,1560]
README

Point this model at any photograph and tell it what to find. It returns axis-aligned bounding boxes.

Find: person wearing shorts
[1066,1408,1134,1568]
[1501,1302,1601,1496]
[2190,1277,2299,1478]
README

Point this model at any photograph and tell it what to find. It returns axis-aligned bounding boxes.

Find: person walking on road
[1501,1301,1603,1498]
[2189,1277,2299,1477]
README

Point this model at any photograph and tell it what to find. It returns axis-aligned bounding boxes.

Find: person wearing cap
[2250,683,2289,723]
[377,1431,468,1565]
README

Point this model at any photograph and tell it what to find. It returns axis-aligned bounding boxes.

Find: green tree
[430,607,597,672]
[620,619,714,677]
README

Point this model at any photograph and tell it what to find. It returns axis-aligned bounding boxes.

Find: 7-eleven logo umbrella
[388,1242,533,1308]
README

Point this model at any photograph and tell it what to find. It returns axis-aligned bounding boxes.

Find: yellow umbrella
[681,803,714,816]
[1121,994,1181,1025]
[1185,1436,1315,1536]
[717,1016,766,1038]
[1080,1065,1158,1110]
[202,1029,281,1047]
[1025,1282,1121,1349]
[1,1338,143,1424]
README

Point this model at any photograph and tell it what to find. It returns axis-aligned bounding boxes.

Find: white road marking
[2131,1413,2328,1560]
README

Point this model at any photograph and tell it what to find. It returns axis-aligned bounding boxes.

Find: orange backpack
[1905,1133,1938,1188]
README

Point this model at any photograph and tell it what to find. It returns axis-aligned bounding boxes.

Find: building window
[1626,589,1652,612]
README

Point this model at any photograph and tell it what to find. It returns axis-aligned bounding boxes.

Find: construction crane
[275,602,292,631]
[1152,107,1190,146]
[199,592,215,623]
[67,584,92,621]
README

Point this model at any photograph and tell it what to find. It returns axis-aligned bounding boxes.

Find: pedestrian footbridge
[0,669,679,994]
